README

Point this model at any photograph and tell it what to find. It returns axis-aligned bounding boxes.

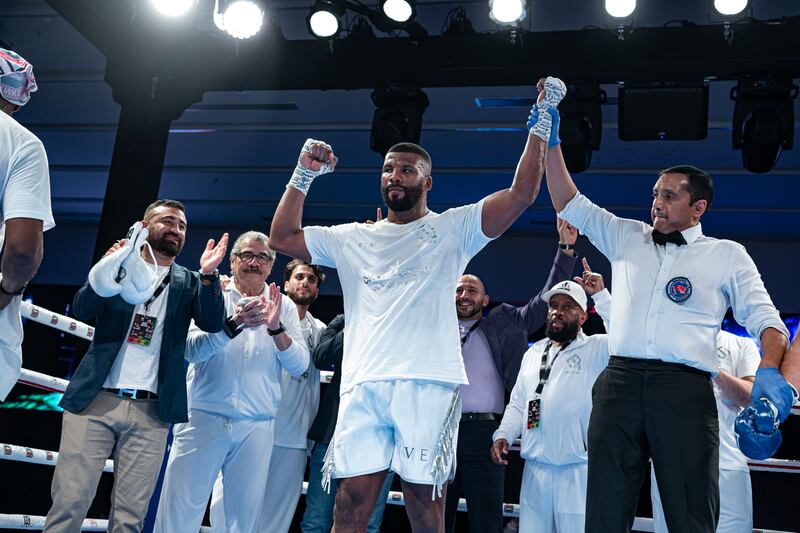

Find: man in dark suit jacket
[445,220,579,533]
[44,199,227,533]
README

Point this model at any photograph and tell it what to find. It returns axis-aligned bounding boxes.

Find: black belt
[103,388,159,400]
[461,412,501,422]
[609,356,711,378]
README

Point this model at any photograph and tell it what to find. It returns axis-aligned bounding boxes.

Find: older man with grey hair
[154,230,310,533]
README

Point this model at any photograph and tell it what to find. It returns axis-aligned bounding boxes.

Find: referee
[543,143,791,532]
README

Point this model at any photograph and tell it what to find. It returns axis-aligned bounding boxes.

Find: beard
[456,299,483,320]
[149,233,183,257]
[545,318,581,344]
[382,182,424,212]
[287,287,317,306]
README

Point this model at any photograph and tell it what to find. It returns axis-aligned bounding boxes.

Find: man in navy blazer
[44,199,228,533]
[445,219,579,533]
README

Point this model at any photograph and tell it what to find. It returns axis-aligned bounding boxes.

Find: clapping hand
[235,296,268,328]
[264,283,283,330]
[200,233,229,275]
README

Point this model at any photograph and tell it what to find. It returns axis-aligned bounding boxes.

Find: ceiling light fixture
[489,0,527,26]
[214,0,264,39]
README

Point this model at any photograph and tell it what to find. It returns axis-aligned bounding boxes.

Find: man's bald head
[456,274,489,320]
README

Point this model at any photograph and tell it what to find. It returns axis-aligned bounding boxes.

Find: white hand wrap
[286,138,334,196]
[528,76,567,142]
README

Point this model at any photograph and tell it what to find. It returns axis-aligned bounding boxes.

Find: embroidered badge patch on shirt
[666,276,692,303]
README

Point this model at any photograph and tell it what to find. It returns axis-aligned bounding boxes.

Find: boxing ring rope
[4,303,799,532]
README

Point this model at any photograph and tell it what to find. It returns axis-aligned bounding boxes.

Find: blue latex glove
[734,399,782,460]
[526,104,561,147]
[751,367,796,422]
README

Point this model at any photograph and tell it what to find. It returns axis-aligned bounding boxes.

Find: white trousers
[153,409,274,533]
[519,461,587,533]
[210,444,307,533]
[0,284,22,401]
[651,465,752,533]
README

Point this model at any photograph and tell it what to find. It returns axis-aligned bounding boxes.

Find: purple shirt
[459,319,505,414]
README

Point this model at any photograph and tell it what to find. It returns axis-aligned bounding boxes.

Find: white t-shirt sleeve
[450,198,493,259]
[2,139,54,230]
[304,223,353,268]
[733,336,760,379]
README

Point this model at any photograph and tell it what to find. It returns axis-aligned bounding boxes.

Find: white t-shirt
[715,330,760,471]
[273,311,324,448]
[0,110,55,252]
[0,111,55,400]
[103,265,170,393]
[304,200,492,393]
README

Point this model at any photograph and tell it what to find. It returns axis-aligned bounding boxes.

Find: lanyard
[534,340,571,395]
[144,273,171,312]
[460,319,482,346]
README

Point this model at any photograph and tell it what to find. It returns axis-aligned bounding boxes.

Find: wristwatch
[267,322,286,336]
[223,316,243,339]
[199,269,219,282]
[0,280,26,296]
[558,243,574,251]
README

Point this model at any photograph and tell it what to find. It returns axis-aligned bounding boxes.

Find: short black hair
[659,165,714,208]
[143,199,186,220]
[386,142,432,172]
[284,259,326,285]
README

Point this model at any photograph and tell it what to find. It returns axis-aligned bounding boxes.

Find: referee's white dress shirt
[560,192,788,374]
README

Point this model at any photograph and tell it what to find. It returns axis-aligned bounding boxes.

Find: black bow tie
[652,230,687,247]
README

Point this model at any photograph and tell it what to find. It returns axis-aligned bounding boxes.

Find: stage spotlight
[308,1,341,39]
[714,0,748,16]
[370,83,429,156]
[604,0,636,18]
[381,0,415,23]
[559,83,605,173]
[151,0,196,17]
[214,0,264,39]
[732,78,797,174]
[489,0,526,25]
[443,6,475,36]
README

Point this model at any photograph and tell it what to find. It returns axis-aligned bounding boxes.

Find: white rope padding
[0,514,106,530]
[1,443,113,472]
[20,301,94,341]
[0,448,795,530]
[18,368,68,393]
[8,303,799,531]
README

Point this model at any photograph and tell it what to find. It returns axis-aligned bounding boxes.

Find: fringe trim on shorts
[321,437,336,494]
[429,388,461,500]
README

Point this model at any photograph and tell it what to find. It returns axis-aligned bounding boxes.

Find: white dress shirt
[185,282,310,421]
[560,192,788,374]
[493,331,610,466]
[593,290,760,471]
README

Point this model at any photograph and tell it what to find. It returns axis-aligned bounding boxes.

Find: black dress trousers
[585,357,720,533]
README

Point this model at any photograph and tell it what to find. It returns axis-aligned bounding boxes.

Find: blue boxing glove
[734,398,782,460]
[751,367,798,422]
[526,104,561,147]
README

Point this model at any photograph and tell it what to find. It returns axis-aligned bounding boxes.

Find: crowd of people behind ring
[3,47,800,533]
